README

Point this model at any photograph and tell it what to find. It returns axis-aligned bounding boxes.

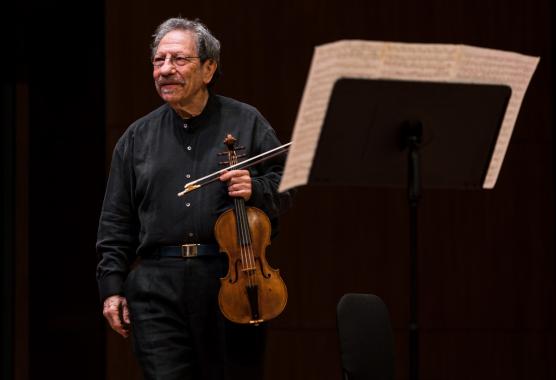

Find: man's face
[152,30,216,107]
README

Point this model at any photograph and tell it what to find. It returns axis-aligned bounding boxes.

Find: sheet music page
[454,46,539,188]
[279,40,539,192]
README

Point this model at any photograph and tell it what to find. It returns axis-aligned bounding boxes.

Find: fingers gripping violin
[213,134,288,324]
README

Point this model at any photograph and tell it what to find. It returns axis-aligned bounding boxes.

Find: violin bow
[177,142,291,197]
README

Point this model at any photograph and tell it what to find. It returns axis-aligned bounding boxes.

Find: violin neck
[233,197,252,246]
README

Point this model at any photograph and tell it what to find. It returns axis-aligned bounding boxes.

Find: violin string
[238,201,254,289]
[245,210,256,275]
[241,201,256,288]
[236,198,251,287]
[229,153,245,274]
[231,150,253,289]
[242,205,255,275]
[237,165,256,288]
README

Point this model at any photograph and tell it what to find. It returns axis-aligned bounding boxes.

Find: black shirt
[96,94,292,301]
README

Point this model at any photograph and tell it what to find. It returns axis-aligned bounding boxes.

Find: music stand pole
[404,121,422,380]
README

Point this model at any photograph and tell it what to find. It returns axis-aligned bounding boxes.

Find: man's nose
[159,60,176,75]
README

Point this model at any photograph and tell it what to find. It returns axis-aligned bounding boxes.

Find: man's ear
[202,59,217,85]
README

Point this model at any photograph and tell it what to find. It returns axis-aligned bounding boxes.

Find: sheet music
[279,40,539,192]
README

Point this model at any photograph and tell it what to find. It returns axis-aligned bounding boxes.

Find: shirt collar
[169,93,216,133]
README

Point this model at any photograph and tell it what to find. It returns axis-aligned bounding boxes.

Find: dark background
[1,1,554,379]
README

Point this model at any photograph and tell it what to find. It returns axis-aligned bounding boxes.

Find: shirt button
[186,146,192,151]
[186,174,191,179]
[186,202,191,207]
[183,122,188,129]
[188,232,194,237]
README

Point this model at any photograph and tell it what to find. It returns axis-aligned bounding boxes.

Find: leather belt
[153,244,221,258]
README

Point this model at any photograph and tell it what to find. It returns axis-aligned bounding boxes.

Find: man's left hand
[219,169,252,201]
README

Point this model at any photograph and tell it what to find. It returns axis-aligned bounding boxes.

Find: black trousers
[124,256,266,380]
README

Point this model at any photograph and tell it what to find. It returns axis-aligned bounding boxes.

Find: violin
[213,134,288,324]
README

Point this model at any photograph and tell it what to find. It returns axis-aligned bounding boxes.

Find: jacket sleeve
[96,133,139,302]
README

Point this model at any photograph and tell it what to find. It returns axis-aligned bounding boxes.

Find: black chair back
[337,293,394,380]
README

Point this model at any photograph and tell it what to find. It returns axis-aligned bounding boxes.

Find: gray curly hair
[151,17,221,85]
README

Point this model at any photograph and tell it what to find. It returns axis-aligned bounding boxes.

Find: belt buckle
[181,244,199,257]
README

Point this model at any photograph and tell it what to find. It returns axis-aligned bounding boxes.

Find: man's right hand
[103,295,131,338]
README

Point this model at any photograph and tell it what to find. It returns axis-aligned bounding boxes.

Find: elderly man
[96,17,292,380]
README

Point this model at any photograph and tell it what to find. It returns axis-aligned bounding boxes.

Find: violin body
[215,206,287,324]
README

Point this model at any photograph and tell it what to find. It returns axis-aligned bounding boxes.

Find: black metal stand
[403,121,422,380]
[307,78,512,380]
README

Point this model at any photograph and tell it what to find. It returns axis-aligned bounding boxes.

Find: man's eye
[174,57,188,65]
[153,57,165,66]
